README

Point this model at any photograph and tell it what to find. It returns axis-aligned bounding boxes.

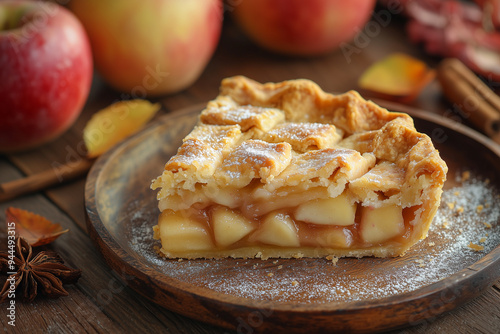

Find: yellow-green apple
[0,1,92,152]
[70,0,222,96]
[232,0,376,56]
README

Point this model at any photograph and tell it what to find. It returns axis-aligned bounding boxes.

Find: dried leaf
[6,207,68,247]
[84,100,160,158]
[358,53,435,102]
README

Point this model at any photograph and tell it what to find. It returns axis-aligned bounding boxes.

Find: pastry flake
[151,76,448,259]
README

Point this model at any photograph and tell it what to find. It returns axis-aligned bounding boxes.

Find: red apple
[232,0,376,56]
[70,0,222,96]
[0,0,92,153]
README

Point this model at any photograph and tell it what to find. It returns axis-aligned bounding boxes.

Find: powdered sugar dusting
[127,170,499,304]
[267,122,337,143]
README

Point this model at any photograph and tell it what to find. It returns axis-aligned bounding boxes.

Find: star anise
[0,237,81,303]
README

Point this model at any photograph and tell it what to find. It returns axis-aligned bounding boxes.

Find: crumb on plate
[326,255,339,265]
[468,242,484,251]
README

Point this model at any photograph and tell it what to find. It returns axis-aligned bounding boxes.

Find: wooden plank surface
[1,13,499,333]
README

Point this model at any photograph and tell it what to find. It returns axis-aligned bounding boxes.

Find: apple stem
[0,7,6,31]
[0,7,29,32]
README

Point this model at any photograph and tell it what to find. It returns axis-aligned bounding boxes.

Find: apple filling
[153,189,420,259]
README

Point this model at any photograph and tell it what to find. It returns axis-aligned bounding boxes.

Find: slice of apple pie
[151,76,448,259]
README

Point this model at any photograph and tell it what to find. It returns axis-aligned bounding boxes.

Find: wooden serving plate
[85,103,500,333]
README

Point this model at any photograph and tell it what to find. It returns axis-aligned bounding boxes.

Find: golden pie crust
[151,76,448,259]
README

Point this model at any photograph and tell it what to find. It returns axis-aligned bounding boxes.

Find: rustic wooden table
[1,14,499,334]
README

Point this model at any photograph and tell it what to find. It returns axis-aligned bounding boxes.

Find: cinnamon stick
[0,158,93,203]
[437,58,500,144]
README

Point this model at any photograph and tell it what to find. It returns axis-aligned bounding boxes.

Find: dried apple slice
[84,100,160,158]
[358,53,435,102]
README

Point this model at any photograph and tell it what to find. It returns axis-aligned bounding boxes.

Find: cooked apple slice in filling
[315,227,353,249]
[211,206,255,247]
[360,205,405,244]
[294,193,356,226]
[155,210,214,252]
[251,212,300,247]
